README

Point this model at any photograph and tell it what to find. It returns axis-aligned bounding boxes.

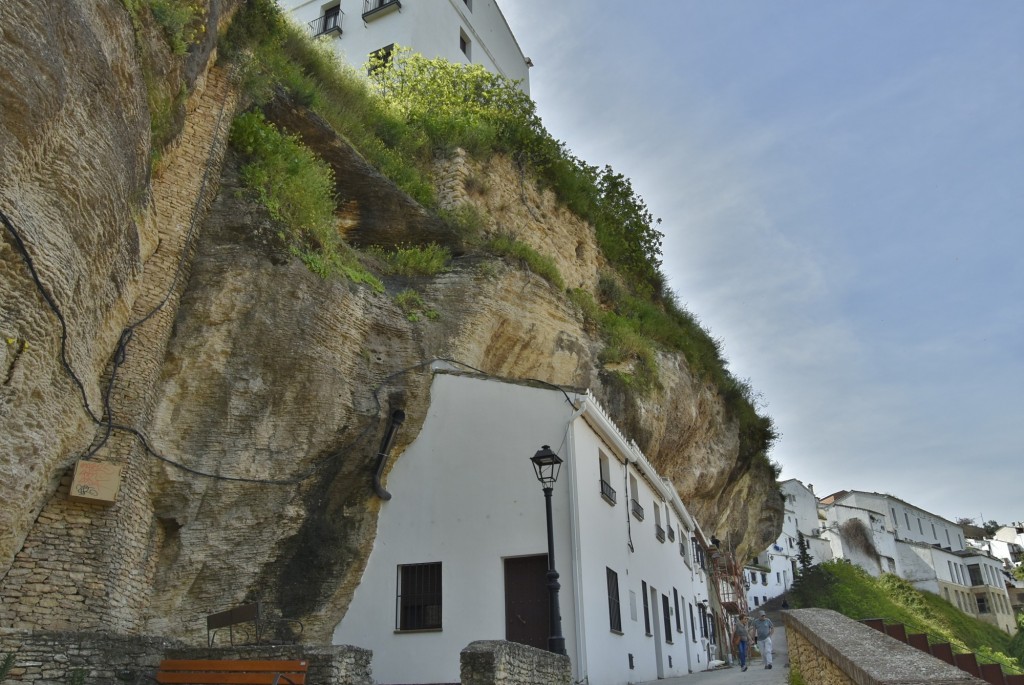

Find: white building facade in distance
[746,479,831,609]
[817,491,1018,635]
[278,0,531,93]
[333,370,710,684]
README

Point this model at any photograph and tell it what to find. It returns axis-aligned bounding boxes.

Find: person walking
[753,610,775,669]
[733,614,752,671]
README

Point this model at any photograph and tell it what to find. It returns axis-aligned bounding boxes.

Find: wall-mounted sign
[68,460,122,505]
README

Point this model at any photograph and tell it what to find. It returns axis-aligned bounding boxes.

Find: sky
[498,1,1024,526]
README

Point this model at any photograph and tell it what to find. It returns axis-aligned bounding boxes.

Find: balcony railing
[655,525,666,543]
[667,526,676,542]
[631,499,644,521]
[308,9,344,37]
[363,0,402,20]
[599,479,617,505]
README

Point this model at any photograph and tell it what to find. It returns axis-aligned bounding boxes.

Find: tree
[983,520,1001,537]
[956,517,976,527]
[797,531,813,574]
[1012,564,1024,582]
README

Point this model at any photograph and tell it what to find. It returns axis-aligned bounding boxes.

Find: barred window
[397,562,442,630]
[606,568,622,632]
[642,581,651,636]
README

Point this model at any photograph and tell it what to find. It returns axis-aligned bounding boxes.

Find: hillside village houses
[333,368,736,685]
[277,0,532,93]
[743,479,830,610]
[742,483,1020,636]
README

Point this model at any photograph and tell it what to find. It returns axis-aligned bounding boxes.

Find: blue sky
[500,1,1024,525]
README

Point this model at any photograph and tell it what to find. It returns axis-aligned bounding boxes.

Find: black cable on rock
[1,208,101,424]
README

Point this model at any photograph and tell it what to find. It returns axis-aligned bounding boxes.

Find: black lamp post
[530,444,567,655]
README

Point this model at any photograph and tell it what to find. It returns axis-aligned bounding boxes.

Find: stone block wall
[0,630,371,685]
[459,640,570,685]
[784,608,986,685]
[434,148,471,210]
[0,629,177,685]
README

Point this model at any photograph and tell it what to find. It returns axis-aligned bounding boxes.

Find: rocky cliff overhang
[0,0,782,642]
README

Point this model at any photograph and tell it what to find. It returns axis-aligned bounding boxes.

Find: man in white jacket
[753,610,775,669]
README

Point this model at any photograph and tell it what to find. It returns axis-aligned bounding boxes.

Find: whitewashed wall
[278,0,531,92]
[846,492,965,551]
[332,373,577,684]
[568,409,700,683]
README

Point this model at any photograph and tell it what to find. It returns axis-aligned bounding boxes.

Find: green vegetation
[217,0,777,469]
[486,233,565,290]
[148,0,206,55]
[230,111,337,247]
[370,243,451,277]
[394,289,438,322]
[120,0,207,166]
[1,654,14,680]
[790,561,1023,673]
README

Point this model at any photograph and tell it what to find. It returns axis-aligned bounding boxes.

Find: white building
[278,0,532,93]
[816,491,1017,635]
[746,479,830,608]
[956,550,1018,634]
[967,537,1024,571]
[333,370,711,684]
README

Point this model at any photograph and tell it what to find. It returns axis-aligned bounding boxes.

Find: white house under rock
[333,369,711,684]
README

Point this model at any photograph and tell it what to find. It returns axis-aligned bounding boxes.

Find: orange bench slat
[159,660,307,672]
[156,674,305,685]
[156,660,307,685]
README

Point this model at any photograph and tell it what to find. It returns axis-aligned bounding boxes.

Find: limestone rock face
[0,0,783,644]
[0,0,150,572]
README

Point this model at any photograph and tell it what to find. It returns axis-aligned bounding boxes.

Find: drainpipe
[564,396,587,684]
[372,409,405,500]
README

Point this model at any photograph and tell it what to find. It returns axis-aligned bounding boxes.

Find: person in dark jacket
[733,615,752,671]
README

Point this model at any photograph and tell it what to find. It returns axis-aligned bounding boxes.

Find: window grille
[397,562,442,630]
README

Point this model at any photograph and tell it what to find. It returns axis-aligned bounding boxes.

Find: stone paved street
[635,624,789,685]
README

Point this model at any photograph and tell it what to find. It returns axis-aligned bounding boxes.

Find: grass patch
[370,243,450,276]
[394,289,438,322]
[438,203,488,240]
[230,110,337,248]
[148,0,207,55]
[791,561,1022,673]
[487,233,564,290]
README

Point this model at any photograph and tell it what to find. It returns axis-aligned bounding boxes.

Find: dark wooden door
[504,555,549,649]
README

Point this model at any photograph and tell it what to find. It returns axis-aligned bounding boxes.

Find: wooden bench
[156,659,308,685]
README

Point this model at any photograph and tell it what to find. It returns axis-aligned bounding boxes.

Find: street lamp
[530,445,566,655]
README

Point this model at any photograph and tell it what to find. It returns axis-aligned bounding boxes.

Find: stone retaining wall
[459,640,570,685]
[0,629,177,685]
[784,608,986,685]
[0,630,371,685]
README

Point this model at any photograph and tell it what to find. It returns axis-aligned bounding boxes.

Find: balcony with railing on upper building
[308,6,344,37]
[599,479,616,505]
[655,525,666,543]
[631,498,644,521]
[363,0,402,21]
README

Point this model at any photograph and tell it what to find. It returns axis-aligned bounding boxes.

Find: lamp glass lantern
[530,445,563,486]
